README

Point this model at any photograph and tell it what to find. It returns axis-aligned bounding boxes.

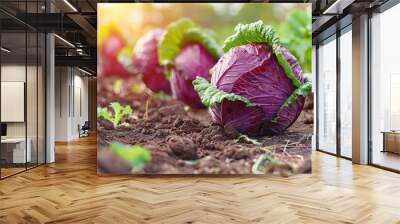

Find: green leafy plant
[97,102,133,127]
[278,11,312,73]
[158,18,195,67]
[110,143,151,171]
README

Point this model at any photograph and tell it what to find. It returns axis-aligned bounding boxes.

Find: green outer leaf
[158,18,195,66]
[97,107,112,121]
[282,81,312,108]
[223,21,280,52]
[192,76,254,107]
[274,49,302,88]
[183,28,223,60]
[158,19,222,80]
[271,81,312,122]
[110,143,151,169]
[222,20,302,88]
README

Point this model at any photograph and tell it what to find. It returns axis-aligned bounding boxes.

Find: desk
[382,131,400,155]
[1,138,31,163]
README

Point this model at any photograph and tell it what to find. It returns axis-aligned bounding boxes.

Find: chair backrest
[82,121,90,129]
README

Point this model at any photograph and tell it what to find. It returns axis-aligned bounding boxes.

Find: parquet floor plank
[0,135,399,223]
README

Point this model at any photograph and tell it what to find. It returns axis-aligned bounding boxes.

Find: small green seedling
[110,142,151,171]
[97,102,133,127]
[235,134,261,146]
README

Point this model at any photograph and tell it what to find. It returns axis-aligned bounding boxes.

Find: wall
[54,67,89,141]
[1,63,45,165]
[54,67,69,141]
[1,64,42,139]
[71,72,89,138]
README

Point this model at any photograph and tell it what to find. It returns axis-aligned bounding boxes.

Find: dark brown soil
[97,77,313,175]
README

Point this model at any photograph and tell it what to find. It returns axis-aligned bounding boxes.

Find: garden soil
[97,77,313,175]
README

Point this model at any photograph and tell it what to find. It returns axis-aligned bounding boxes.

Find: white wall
[55,67,89,141]
[0,65,37,138]
[55,66,69,141]
[1,64,46,164]
[1,65,26,138]
[72,73,89,138]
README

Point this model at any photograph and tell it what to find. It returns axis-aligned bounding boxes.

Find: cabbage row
[101,19,311,136]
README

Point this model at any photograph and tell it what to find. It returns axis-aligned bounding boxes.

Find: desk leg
[382,134,386,153]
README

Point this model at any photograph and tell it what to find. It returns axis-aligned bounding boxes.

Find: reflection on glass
[340,29,352,158]
[1,31,27,177]
[27,31,38,169]
[318,37,337,154]
[38,33,46,165]
[0,1,46,179]
[371,4,400,171]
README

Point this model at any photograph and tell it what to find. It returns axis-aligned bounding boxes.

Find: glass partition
[0,1,46,179]
[317,35,337,154]
[1,30,27,177]
[370,3,400,171]
[339,27,352,158]
[27,30,38,169]
[38,32,45,165]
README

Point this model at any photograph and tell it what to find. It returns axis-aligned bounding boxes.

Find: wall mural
[97,3,313,175]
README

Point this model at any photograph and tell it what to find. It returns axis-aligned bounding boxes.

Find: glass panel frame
[369,3,400,172]
[27,30,39,169]
[317,35,337,155]
[0,26,28,178]
[339,25,353,159]
[316,24,353,160]
[0,0,47,180]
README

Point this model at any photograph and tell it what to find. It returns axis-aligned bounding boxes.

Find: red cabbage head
[133,29,171,94]
[193,21,311,136]
[98,23,133,78]
[158,19,222,108]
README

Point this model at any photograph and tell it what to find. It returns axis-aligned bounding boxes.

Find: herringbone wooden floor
[0,135,400,224]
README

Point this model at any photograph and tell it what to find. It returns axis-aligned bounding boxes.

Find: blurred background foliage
[98,3,311,73]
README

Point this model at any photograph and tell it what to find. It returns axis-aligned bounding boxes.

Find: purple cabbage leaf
[132,29,172,94]
[158,19,222,108]
[193,20,312,136]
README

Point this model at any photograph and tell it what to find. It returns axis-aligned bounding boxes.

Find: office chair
[79,121,90,138]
